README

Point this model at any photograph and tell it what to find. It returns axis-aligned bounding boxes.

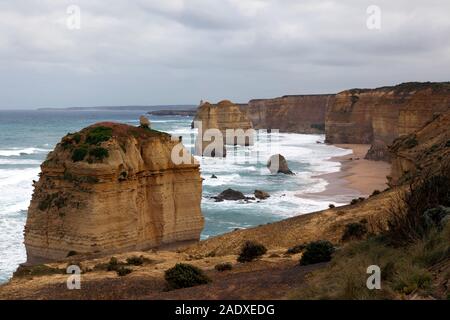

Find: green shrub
[405,136,418,149]
[371,190,381,196]
[300,240,335,266]
[72,147,88,162]
[126,256,145,266]
[423,206,450,230]
[237,241,267,263]
[341,223,368,241]
[66,250,77,257]
[86,126,113,145]
[164,263,211,290]
[73,133,82,144]
[89,147,109,160]
[329,204,335,209]
[215,262,233,272]
[385,174,450,245]
[285,244,306,255]
[107,257,120,271]
[350,199,359,205]
[116,267,132,277]
[14,265,64,278]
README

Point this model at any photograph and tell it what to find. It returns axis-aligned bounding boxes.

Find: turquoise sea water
[0,109,352,283]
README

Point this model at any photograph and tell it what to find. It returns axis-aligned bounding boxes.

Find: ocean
[0,109,352,283]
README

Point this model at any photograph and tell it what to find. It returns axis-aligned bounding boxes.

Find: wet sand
[303,144,391,204]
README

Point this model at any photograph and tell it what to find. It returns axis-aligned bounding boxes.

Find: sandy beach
[303,144,391,204]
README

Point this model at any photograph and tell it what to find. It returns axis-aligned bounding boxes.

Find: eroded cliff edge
[325,82,450,161]
[389,109,450,186]
[244,94,333,133]
[24,122,204,263]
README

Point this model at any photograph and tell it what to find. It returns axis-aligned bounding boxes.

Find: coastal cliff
[24,122,204,263]
[325,82,450,161]
[389,109,450,186]
[244,95,333,133]
[193,100,253,156]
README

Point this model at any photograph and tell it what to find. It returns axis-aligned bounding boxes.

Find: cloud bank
[1,0,449,108]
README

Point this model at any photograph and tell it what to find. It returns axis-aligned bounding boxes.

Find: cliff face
[244,95,333,133]
[389,110,450,186]
[24,122,204,263]
[193,100,254,156]
[326,82,450,161]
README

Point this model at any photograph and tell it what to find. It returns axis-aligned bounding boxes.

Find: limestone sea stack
[193,100,254,157]
[267,154,294,175]
[24,122,204,263]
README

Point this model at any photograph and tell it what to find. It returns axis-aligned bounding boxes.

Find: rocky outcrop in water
[243,95,333,133]
[325,82,450,161]
[212,188,255,202]
[24,122,204,263]
[267,154,294,175]
[254,190,270,200]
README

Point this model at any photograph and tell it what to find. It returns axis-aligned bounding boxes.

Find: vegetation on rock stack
[71,146,88,162]
[85,126,113,145]
[164,263,211,290]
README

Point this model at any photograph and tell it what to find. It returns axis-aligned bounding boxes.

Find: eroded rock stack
[24,122,204,263]
[193,100,254,157]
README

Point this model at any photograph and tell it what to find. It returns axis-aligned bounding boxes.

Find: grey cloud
[0,0,449,108]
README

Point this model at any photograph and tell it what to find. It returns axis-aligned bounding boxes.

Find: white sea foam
[0,159,42,165]
[0,147,49,157]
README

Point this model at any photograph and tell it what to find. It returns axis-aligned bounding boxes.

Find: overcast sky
[1,0,449,109]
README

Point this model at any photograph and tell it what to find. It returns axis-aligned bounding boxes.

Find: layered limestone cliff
[389,110,450,186]
[193,100,254,157]
[24,122,204,263]
[326,82,450,161]
[244,94,333,133]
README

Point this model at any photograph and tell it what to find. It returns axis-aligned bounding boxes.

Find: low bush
[215,262,233,272]
[285,244,306,255]
[66,250,77,257]
[86,126,113,145]
[14,265,64,278]
[404,136,419,149]
[371,190,381,196]
[299,240,335,266]
[341,223,368,241]
[107,257,120,271]
[385,173,450,245]
[164,263,211,290]
[328,204,335,209]
[116,267,132,277]
[126,256,145,266]
[237,241,267,263]
[72,146,88,162]
[89,147,109,160]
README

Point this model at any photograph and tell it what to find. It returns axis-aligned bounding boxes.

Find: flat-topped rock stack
[193,100,254,157]
[24,122,204,263]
